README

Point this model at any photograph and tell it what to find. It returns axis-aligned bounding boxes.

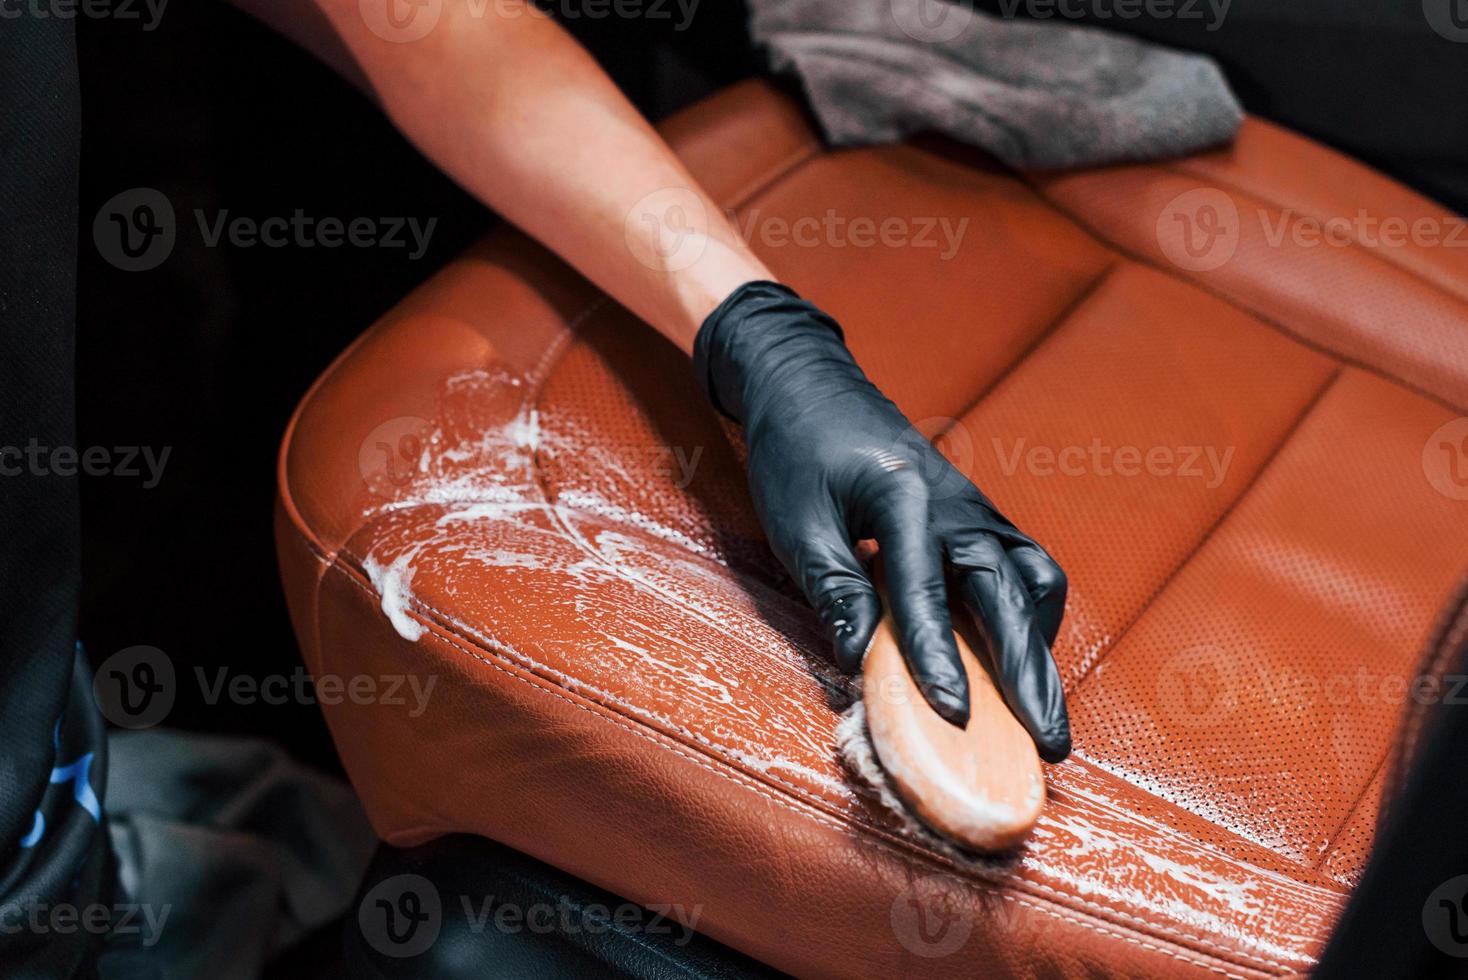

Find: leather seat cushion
[276,81,1468,978]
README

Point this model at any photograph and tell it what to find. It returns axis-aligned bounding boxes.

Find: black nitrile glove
[694,281,1071,762]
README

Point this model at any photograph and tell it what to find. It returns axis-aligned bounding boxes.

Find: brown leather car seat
[275,80,1468,977]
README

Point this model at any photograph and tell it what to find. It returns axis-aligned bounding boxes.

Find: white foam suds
[356,368,721,644]
[362,553,425,642]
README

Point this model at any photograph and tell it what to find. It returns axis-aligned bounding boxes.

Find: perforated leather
[276,82,1468,978]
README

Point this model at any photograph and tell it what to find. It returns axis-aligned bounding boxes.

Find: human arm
[223,0,1071,751]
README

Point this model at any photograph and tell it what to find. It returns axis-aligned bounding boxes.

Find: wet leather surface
[276,81,1468,977]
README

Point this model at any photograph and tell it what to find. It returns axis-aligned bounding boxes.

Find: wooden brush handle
[862,607,1045,851]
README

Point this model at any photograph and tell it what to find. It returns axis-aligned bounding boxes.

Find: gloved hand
[693,281,1070,762]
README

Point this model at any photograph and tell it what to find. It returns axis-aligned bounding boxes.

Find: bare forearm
[228,0,771,352]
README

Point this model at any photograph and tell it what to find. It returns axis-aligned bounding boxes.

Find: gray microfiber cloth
[98,730,377,979]
[749,0,1243,169]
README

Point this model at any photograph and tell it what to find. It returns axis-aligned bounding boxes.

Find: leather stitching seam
[1021,177,1468,417]
[276,105,1350,975]
[1162,158,1468,315]
[323,552,1310,978]
[1068,365,1344,696]
[934,261,1119,445]
[720,138,822,211]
